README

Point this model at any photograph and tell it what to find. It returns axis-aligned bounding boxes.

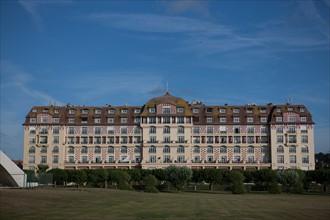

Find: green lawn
[1,188,329,220]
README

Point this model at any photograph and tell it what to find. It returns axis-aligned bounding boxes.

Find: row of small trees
[25,165,330,194]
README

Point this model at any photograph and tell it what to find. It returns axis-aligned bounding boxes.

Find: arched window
[277,145,284,153]
[289,145,296,153]
[52,146,59,153]
[177,126,184,134]
[248,146,254,153]
[108,146,114,153]
[81,146,88,154]
[234,146,240,154]
[163,126,170,134]
[149,146,156,153]
[207,146,213,153]
[68,146,74,154]
[177,145,185,153]
[163,145,170,153]
[220,146,227,153]
[301,146,309,153]
[40,146,47,153]
[193,146,200,153]
[94,146,101,153]
[29,146,35,153]
[121,146,127,153]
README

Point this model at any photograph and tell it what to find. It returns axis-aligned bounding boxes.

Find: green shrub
[268,183,282,194]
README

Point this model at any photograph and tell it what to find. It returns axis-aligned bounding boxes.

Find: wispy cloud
[164,0,211,18]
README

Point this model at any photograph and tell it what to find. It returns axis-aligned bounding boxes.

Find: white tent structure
[0,151,26,187]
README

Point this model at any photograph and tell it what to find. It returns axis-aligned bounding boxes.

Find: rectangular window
[68,127,74,134]
[233,117,240,123]
[134,118,140,123]
[108,109,115,114]
[300,117,307,122]
[206,126,213,134]
[288,135,297,143]
[95,109,102,114]
[193,108,200,113]
[121,118,128,123]
[177,108,184,113]
[94,127,101,134]
[177,155,185,163]
[134,109,141,114]
[149,136,157,143]
[220,108,226,113]
[149,156,156,163]
[287,107,293,111]
[41,156,47,164]
[163,107,171,114]
[163,155,171,163]
[277,155,284,164]
[40,136,48,144]
[300,107,305,112]
[68,118,75,123]
[276,126,283,133]
[260,108,267,113]
[163,136,171,143]
[121,109,128,114]
[41,117,48,123]
[302,156,309,164]
[52,156,58,164]
[82,127,88,134]
[206,117,213,123]
[149,117,156,124]
[53,127,59,134]
[260,117,267,123]
[261,126,267,133]
[28,156,35,164]
[220,117,226,123]
[301,135,308,143]
[53,136,59,144]
[288,115,295,122]
[121,127,127,134]
[163,117,171,123]
[177,136,185,143]
[220,126,227,134]
[289,155,296,163]
[247,126,254,134]
[193,127,200,134]
[82,156,88,163]
[247,117,254,123]
[30,118,36,123]
[108,156,114,163]
[233,108,240,113]
[107,118,114,123]
[82,109,89,114]
[276,117,283,122]
[149,108,155,113]
[29,137,36,144]
[94,118,101,123]
[54,109,59,114]
[52,118,59,123]
[69,109,76,114]
[277,135,283,143]
[177,117,184,124]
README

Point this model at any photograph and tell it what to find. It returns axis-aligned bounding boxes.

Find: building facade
[23,92,315,171]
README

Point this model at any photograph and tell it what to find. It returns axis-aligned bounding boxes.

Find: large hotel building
[23,92,315,171]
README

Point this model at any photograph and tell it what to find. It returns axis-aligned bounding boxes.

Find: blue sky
[1,0,329,159]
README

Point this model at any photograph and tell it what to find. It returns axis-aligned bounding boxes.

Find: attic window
[108,109,115,114]
[43,109,49,113]
[260,108,266,113]
[193,108,200,113]
[121,109,128,114]
[177,108,184,113]
[69,109,76,114]
[95,109,102,114]
[220,108,226,113]
[149,108,155,113]
[82,109,89,114]
[134,109,141,114]
[246,108,253,113]
[287,107,293,111]
[54,109,60,114]
[32,108,37,113]
[300,108,305,112]
[206,108,213,113]
[233,108,240,113]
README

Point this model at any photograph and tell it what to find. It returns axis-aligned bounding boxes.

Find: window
[163,107,171,114]
[94,146,101,154]
[260,108,267,113]
[82,156,88,163]
[41,156,47,164]
[108,109,115,114]
[288,115,295,122]
[207,146,213,153]
[29,156,35,164]
[94,127,101,134]
[121,117,128,123]
[107,146,114,153]
[52,118,59,123]
[82,109,89,114]
[277,146,284,153]
[233,117,240,123]
[246,108,253,113]
[163,117,171,123]
[134,109,141,114]
[234,146,240,153]
[134,146,140,153]
[276,126,283,133]
[121,146,127,153]
[302,155,309,163]
[29,127,36,134]
[120,137,127,144]
[220,126,226,134]
[53,136,59,144]
[248,146,254,153]
[134,127,141,134]
[163,146,170,153]
[289,146,296,153]
[80,127,87,134]
[177,108,184,113]
[121,127,128,134]
[108,156,114,163]
[29,146,35,153]
[42,116,48,123]
[206,117,213,123]
[233,136,241,143]
[277,155,284,163]
[107,127,114,134]
[300,107,305,112]
[149,136,157,143]
[163,136,171,143]
[29,137,36,144]
[149,108,155,113]
[68,118,75,123]
[301,135,308,143]
[163,126,170,134]
[148,117,156,124]
[149,146,156,154]
[207,126,213,134]
[30,118,36,123]
[69,109,76,114]
[95,109,102,114]
[177,136,185,143]
[220,156,227,163]
[247,156,254,163]
[193,108,200,113]
[149,126,156,134]
[177,117,184,124]
[234,126,240,134]
[40,146,47,154]
[81,146,88,154]
[121,109,128,114]
[177,155,185,163]
[193,146,200,153]
[220,108,226,113]
[261,146,268,153]
[206,108,213,113]
[287,107,293,111]
[277,135,283,143]
[134,118,140,123]
[261,126,267,133]
[54,109,59,114]
[300,117,307,122]
[220,117,226,123]
[94,118,101,123]
[107,118,114,123]
[276,117,283,122]
[260,117,267,123]
[193,126,200,134]
[207,156,214,163]
[233,156,241,163]
[52,156,58,164]
[177,126,184,134]
[301,146,309,153]
[220,136,227,143]
[95,156,102,163]
[247,117,254,123]
[247,126,254,134]
[177,146,185,153]
[32,108,37,113]
[163,155,171,163]
[276,108,281,112]
[68,146,74,154]
[288,135,296,143]
[149,156,156,163]
[233,108,240,113]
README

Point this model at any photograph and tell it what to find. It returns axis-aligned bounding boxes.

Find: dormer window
[30,118,36,123]
[43,108,49,113]
[300,116,307,122]
[68,118,75,123]
[108,109,115,114]
[233,108,240,113]
[220,108,226,113]
[287,107,293,111]
[300,107,305,112]
[260,108,267,113]
[206,108,213,113]
[177,108,184,113]
[69,109,76,114]
[95,109,102,114]
[206,117,213,123]
[121,109,128,114]
[134,109,141,114]
[54,109,59,114]
[276,108,281,112]
[246,108,253,114]
[149,108,155,113]
[32,108,37,113]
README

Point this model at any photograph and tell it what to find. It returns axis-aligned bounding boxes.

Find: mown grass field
[1,188,329,220]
